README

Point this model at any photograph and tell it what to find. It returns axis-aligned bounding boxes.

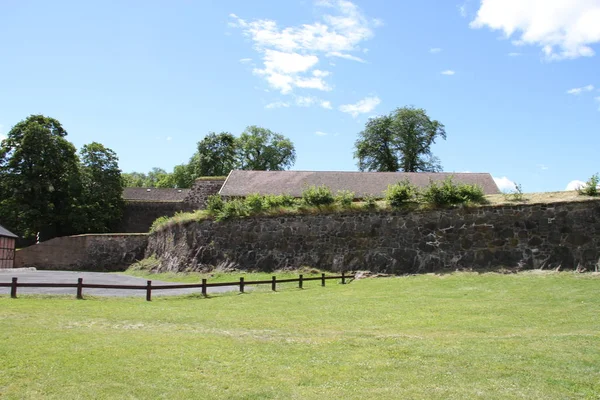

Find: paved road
[0,270,240,297]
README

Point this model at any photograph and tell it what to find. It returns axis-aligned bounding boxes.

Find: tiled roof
[122,188,191,202]
[219,170,500,198]
[0,224,17,238]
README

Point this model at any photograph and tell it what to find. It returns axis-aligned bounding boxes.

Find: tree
[191,132,237,177]
[354,106,446,172]
[79,142,124,233]
[0,115,82,240]
[237,126,296,171]
[122,172,147,187]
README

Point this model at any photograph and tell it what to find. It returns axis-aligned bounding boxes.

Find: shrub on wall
[385,181,417,208]
[150,216,171,233]
[263,194,296,208]
[577,174,599,197]
[422,178,485,206]
[245,193,266,213]
[216,199,250,221]
[335,190,355,207]
[302,185,335,207]
[362,194,379,210]
[206,194,225,214]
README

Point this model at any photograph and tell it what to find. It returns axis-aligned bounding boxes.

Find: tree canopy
[123,126,296,188]
[79,142,124,233]
[354,106,446,172]
[237,126,296,171]
[0,115,124,241]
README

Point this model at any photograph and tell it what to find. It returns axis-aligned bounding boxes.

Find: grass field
[1,272,599,399]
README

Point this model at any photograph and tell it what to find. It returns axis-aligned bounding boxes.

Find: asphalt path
[0,270,241,297]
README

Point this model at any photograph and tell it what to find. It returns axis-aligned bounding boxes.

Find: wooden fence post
[299,274,303,289]
[10,277,17,298]
[77,278,83,299]
[321,273,326,287]
[341,271,346,285]
[271,276,276,291]
[240,277,245,293]
[202,278,207,297]
[146,280,152,301]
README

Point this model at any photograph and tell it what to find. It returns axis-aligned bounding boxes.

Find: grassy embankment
[1,272,599,399]
[150,190,599,233]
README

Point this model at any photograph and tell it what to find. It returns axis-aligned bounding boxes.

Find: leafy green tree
[0,115,82,240]
[190,132,237,177]
[122,172,147,187]
[237,126,296,171]
[79,142,124,232]
[354,106,446,172]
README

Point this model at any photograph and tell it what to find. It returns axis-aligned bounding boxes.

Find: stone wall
[118,201,194,233]
[183,178,226,207]
[15,234,148,271]
[117,179,225,233]
[146,200,600,273]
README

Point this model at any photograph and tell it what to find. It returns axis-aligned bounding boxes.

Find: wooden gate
[0,236,15,269]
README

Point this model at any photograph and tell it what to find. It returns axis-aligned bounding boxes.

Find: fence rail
[0,272,353,301]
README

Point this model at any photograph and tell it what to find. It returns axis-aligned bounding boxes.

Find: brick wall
[14,234,148,271]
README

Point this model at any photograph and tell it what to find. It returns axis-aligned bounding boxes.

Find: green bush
[577,174,599,197]
[216,199,249,221]
[206,194,224,214]
[149,216,170,232]
[245,193,266,213]
[302,185,335,207]
[335,190,355,207]
[422,178,485,206]
[362,194,379,210]
[385,181,417,208]
[263,194,297,208]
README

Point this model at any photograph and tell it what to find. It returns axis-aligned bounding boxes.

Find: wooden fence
[0,273,353,301]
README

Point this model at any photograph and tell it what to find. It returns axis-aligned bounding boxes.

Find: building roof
[0,224,17,238]
[122,187,191,202]
[219,170,500,198]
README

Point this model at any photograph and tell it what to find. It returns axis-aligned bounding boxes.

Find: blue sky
[1,0,599,192]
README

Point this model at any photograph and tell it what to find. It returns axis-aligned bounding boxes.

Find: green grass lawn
[1,272,599,399]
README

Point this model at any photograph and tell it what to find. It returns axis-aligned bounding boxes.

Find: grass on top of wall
[149,189,600,234]
[1,272,599,399]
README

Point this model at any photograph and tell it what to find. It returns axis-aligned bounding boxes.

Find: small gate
[0,235,16,269]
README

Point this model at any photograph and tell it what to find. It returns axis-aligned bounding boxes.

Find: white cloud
[295,96,316,107]
[566,84,594,95]
[327,51,366,63]
[458,2,468,17]
[230,0,378,93]
[508,52,522,56]
[239,58,252,63]
[339,96,381,117]
[265,101,291,109]
[315,131,328,136]
[470,0,600,60]
[565,180,586,191]
[429,47,442,54]
[493,176,517,192]
[292,96,333,109]
[312,69,330,78]
[166,136,172,142]
[294,76,332,91]
[320,100,333,109]
[441,70,456,75]
[537,164,549,171]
